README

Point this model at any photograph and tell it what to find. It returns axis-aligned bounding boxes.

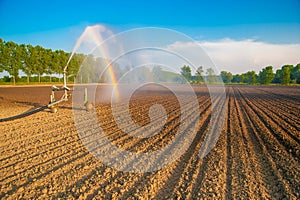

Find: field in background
[0,85,299,199]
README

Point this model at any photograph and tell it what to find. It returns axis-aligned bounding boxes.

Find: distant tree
[32,45,46,83]
[206,67,219,83]
[67,53,85,82]
[258,66,274,84]
[273,69,282,84]
[79,54,96,83]
[180,65,191,83]
[27,44,41,83]
[61,51,70,82]
[3,36,300,86]
[43,48,53,82]
[2,41,21,85]
[19,44,33,83]
[291,63,300,84]
[243,71,257,84]
[1,76,11,82]
[220,71,233,83]
[232,74,243,83]
[0,38,4,73]
[50,50,61,82]
[55,50,69,82]
[281,65,292,85]
[195,66,204,83]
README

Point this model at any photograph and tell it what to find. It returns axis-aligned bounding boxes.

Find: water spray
[47,25,99,113]
[0,25,108,121]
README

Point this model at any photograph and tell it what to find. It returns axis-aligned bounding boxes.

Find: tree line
[181,64,300,85]
[0,38,86,84]
[1,38,300,85]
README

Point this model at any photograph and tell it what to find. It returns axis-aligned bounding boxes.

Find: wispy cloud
[167,39,300,74]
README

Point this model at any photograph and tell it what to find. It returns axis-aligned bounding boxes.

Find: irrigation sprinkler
[0,66,92,122]
[48,66,93,113]
[47,69,70,113]
[84,88,93,111]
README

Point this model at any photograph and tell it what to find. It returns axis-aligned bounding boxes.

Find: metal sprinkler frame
[48,67,93,113]
[0,67,93,122]
[48,69,71,113]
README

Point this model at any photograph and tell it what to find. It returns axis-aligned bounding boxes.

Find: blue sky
[4,0,300,33]
[0,0,300,73]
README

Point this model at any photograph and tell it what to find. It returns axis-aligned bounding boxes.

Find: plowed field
[0,85,299,199]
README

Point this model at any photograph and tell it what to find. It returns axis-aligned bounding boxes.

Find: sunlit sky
[0,0,300,74]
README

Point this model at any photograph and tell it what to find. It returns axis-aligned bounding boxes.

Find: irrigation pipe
[0,105,49,122]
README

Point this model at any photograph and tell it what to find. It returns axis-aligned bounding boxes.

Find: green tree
[2,41,21,85]
[220,71,233,83]
[43,48,53,82]
[56,50,69,82]
[195,66,204,83]
[32,45,45,83]
[0,38,4,73]
[180,65,191,83]
[67,53,85,83]
[50,50,61,82]
[26,44,40,83]
[243,71,257,84]
[281,65,292,85]
[258,66,274,84]
[206,67,219,83]
[273,69,282,84]
[19,44,31,83]
[291,63,300,84]
[232,74,243,83]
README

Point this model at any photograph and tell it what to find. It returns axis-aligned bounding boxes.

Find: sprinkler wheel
[85,101,93,111]
[50,107,58,113]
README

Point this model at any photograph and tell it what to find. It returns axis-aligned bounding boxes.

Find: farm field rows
[0,85,299,199]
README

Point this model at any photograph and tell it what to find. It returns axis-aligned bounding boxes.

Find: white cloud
[167,39,300,74]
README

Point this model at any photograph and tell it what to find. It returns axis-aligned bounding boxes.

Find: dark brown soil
[0,85,299,199]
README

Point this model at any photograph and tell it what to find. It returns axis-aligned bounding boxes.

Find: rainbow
[87,25,120,101]
[105,60,120,101]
